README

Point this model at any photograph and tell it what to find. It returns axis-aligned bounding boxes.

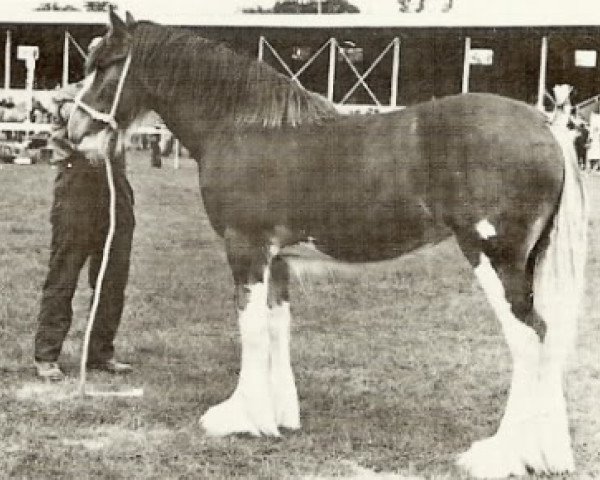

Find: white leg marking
[536,354,574,473]
[475,219,497,240]
[269,301,300,429]
[201,270,279,437]
[536,287,575,473]
[458,253,547,478]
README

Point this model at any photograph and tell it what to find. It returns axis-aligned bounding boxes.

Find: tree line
[243,0,455,14]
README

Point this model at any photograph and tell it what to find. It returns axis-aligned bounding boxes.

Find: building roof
[2,0,600,28]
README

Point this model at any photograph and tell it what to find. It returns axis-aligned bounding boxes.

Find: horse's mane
[131,22,339,128]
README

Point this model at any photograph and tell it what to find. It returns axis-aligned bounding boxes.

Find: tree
[84,1,118,12]
[243,0,360,14]
[35,2,80,11]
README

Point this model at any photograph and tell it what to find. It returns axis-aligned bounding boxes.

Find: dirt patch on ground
[13,380,81,403]
[13,380,144,404]
[61,425,171,452]
[302,461,436,480]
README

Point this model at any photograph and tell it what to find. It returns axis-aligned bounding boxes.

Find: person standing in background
[587,106,600,171]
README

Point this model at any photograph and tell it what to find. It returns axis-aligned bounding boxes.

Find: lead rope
[73,50,141,397]
[78,138,118,397]
[76,138,142,398]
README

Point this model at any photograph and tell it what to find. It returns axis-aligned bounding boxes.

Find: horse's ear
[125,11,135,28]
[108,8,127,37]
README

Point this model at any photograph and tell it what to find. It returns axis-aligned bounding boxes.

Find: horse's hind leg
[201,230,279,437]
[456,226,575,478]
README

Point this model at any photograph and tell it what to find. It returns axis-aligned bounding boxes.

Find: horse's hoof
[200,396,280,437]
[273,382,300,430]
[539,432,575,474]
[276,408,300,431]
[457,435,533,479]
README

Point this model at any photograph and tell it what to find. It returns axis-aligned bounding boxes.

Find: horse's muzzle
[75,128,119,164]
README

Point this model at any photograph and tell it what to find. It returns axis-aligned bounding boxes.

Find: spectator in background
[549,84,575,128]
[587,106,600,172]
[150,134,162,168]
[574,121,589,170]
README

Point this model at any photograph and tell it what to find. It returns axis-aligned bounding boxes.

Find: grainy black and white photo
[0,0,599,478]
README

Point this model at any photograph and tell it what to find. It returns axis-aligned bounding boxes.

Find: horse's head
[68,9,139,157]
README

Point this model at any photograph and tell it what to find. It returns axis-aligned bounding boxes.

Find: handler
[34,38,135,381]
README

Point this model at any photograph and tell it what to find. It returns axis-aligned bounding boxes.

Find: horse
[67,11,587,479]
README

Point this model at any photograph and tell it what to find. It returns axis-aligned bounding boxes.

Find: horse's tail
[533,127,587,356]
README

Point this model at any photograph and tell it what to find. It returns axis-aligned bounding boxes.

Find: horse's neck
[136,55,229,148]
[149,97,214,158]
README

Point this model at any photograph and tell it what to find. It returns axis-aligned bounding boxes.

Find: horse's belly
[299,200,451,262]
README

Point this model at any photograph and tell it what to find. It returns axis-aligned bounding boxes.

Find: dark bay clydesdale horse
[68,11,587,479]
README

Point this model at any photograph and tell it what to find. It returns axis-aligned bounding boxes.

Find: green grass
[0,153,599,479]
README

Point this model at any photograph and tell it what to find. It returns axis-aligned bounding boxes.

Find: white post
[390,37,400,107]
[327,38,336,102]
[62,31,69,87]
[537,36,548,111]
[17,46,39,138]
[258,36,264,62]
[462,36,471,94]
[174,139,180,169]
[25,58,35,134]
[317,0,322,14]
[4,30,10,90]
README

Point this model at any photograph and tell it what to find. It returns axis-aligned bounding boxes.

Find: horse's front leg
[201,230,280,437]
[268,255,300,430]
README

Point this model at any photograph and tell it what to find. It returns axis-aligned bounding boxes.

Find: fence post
[537,36,548,111]
[327,38,336,102]
[63,31,70,87]
[4,30,11,90]
[258,36,264,62]
[462,36,471,94]
[390,38,400,107]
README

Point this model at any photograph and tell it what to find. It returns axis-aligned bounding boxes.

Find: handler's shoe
[34,361,64,381]
[88,358,133,374]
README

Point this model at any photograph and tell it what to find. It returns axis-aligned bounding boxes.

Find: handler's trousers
[34,157,135,363]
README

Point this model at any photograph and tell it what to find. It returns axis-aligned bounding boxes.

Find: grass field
[0,151,599,479]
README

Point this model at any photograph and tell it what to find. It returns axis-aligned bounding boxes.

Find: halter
[74,51,133,131]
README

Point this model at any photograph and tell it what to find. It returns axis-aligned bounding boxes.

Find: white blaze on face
[74,70,97,104]
[475,219,497,240]
[68,70,99,144]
